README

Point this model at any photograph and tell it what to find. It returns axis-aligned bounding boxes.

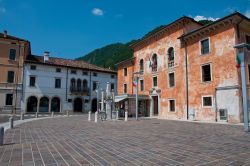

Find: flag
[132,79,137,87]
[236,55,241,68]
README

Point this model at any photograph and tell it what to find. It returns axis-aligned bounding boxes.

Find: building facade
[0,31,30,113]
[116,12,250,123]
[22,53,117,113]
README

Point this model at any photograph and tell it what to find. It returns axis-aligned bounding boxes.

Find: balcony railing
[70,86,89,95]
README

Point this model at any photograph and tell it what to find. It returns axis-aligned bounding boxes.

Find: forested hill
[76,20,212,70]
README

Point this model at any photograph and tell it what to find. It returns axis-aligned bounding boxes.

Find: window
[9,49,16,60]
[83,71,88,75]
[201,38,210,54]
[5,94,13,106]
[7,71,15,83]
[111,75,115,79]
[151,54,158,72]
[71,70,77,74]
[140,80,144,91]
[55,78,61,88]
[30,65,37,70]
[248,65,250,82]
[246,35,250,50]
[169,100,175,112]
[124,84,127,93]
[93,73,98,77]
[93,81,98,91]
[153,76,157,87]
[202,96,213,107]
[83,79,88,89]
[140,59,144,73]
[77,79,81,91]
[56,68,61,73]
[202,64,212,82]
[124,68,127,76]
[168,47,174,68]
[169,72,175,87]
[70,79,76,90]
[111,83,115,90]
[29,76,36,87]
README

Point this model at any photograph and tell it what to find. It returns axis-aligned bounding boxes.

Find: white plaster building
[21,52,117,113]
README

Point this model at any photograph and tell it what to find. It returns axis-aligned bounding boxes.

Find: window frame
[82,71,88,76]
[29,76,36,87]
[56,68,61,73]
[167,47,175,68]
[71,70,77,74]
[9,49,16,61]
[140,79,144,91]
[124,68,128,77]
[93,73,98,77]
[30,65,37,70]
[202,95,213,108]
[7,71,15,83]
[111,83,115,90]
[123,83,127,94]
[168,99,176,112]
[200,38,211,55]
[5,94,13,106]
[168,72,175,88]
[201,63,212,83]
[139,59,144,73]
[153,76,158,87]
[55,78,61,89]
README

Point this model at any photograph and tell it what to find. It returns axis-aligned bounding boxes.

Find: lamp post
[133,71,142,120]
[95,82,100,113]
[234,43,250,132]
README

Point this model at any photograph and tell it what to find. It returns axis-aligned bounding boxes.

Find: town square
[0,0,250,165]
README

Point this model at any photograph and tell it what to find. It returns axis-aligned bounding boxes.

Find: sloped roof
[25,55,117,74]
[0,33,29,42]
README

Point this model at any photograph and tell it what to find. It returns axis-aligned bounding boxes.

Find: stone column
[101,90,104,111]
[150,96,154,117]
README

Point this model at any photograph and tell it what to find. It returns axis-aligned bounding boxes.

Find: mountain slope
[77,20,211,70]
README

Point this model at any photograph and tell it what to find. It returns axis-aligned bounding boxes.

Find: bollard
[116,111,119,120]
[88,111,91,121]
[0,127,4,146]
[95,111,98,123]
[9,117,14,129]
[51,112,54,118]
[66,110,69,117]
[35,112,38,118]
[20,112,24,120]
[125,111,128,122]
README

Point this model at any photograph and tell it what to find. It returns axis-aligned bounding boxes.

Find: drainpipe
[184,41,189,120]
[66,67,69,101]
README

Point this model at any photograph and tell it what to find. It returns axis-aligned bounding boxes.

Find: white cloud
[194,15,219,21]
[245,10,250,18]
[0,7,6,13]
[92,8,104,16]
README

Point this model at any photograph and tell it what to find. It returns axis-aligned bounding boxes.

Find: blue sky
[0,0,249,59]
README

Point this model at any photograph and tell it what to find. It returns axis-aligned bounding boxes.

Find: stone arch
[39,96,50,112]
[27,96,38,112]
[51,97,61,112]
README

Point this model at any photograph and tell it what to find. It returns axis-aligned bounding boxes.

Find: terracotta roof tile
[25,55,116,73]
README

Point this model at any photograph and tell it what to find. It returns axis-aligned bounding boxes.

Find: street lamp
[234,43,250,132]
[133,71,142,120]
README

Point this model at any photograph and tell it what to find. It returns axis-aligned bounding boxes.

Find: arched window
[168,47,174,68]
[77,79,81,91]
[71,78,76,92]
[151,54,157,72]
[140,59,144,73]
[27,96,38,112]
[39,97,49,112]
[83,79,88,90]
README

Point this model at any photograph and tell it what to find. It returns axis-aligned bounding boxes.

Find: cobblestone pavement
[0,116,250,166]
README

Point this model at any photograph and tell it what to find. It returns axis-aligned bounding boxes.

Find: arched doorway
[27,96,38,112]
[91,98,97,113]
[51,97,60,112]
[39,97,49,112]
[74,98,82,112]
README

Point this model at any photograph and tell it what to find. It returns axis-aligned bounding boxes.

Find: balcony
[70,86,89,95]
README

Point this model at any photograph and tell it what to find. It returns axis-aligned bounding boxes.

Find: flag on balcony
[236,55,241,68]
[132,79,137,87]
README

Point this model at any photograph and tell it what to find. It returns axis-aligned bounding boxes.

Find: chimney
[3,30,7,38]
[43,51,49,62]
